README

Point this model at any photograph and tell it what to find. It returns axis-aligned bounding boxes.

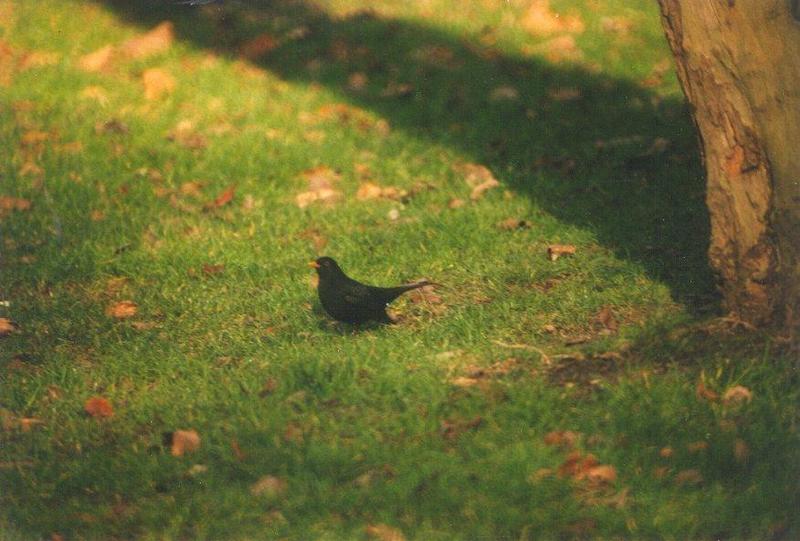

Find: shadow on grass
[95,0,717,311]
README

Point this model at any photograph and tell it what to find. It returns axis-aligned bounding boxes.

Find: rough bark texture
[657,0,800,331]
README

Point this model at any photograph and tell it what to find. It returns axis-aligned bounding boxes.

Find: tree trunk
[656,0,800,332]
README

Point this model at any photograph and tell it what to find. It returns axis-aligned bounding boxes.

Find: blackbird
[310,256,437,324]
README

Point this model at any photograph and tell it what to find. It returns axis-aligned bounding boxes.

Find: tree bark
[657,0,800,332]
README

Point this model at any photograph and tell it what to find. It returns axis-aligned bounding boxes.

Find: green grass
[1,0,798,539]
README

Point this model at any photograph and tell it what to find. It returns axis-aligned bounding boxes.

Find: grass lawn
[1,0,798,539]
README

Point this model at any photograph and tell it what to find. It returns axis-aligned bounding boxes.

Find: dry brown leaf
[19,417,45,432]
[170,429,201,456]
[180,181,204,197]
[120,22,174,60]
[544,430,580,449]
[489,86,519,101]
[600,16,634,35]
[231,438,246,461]
[593,305,618,333]
[19,51,59,70]
[80,85,109,104]
[205,184,236,209]
[106,300,138,319]
[202,263,225,276]
[90,210,105,222]
[674,468,703,486]
[451,376,482,388]
[548,86,583,101]
[348,71,368,91]
[522,0,585,35]
[142,68,175,100]
[78,45,115,72]
[20,130,49,146]
[528,35,583,63]
[440,416,483,440]
[0,196,31,211]
[583,464,617,485]
[687,441,709,453]
[547,244,576,261]
[659,447,674,458]
[470,178,500,201]
[356,181,385,200]
[497,218,532,230]
[454,162,496,187]
[168,120,207,150]
[722,385,753,406]
[239,34,279,60]
[733,439,750,462]
[0,318,18,337]
[695,380,719,402]
[407,285,443,305]
[250,475,287,497]
[365,524,406,541]
[448,198,465,209]
[296,166,342,208]
[19,162,43,178]
[84,396,114,419]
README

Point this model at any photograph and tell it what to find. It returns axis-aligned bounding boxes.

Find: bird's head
[309,256,342,277]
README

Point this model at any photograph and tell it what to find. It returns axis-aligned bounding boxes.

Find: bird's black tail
[380,280,439,303]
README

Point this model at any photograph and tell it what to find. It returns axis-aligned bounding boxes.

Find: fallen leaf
[78,45,115,72]
[448,198,465,209]
[365,524,406,541]
[168,121,207,150]
[84,396,114,419]
[170,429,201,456]
[687,441,709,453]
[19,50,59,70]
[231,439,246,461]
[659,447,674,458]
[19,418,44,432]
[296,166,342,208]
[470,178,500,200]
[722,385,753,406]
[547,244,576,261]
[348,71,368,91]
[544,430,580,449]
[733,439,750,462]
[454,162,496,187]
[695,380,719,402]
[497,218,532,230]
[106,300,137,319]
[81,86,109,105]
[250,475,287,497]
[440,416,482,440]
[180,181,204,197]
[205,184,236,209]
[451,376,482,388]
[548,87,583,101]
[522,0,585,35]
[600,16,634,35]
[120,22,174,60]
[239,33,279,60]
[20,130,49,146]
[0,196,31,211]
[407,285,443,305]
[527,35,583,63]
[202,263,225,276]
[356,182,408,202]
[674,469,703,486]
[583,464,617,485]
[593,305,618,333]
[90,210,105,221]
[489,86,519,101]
[142,68,175,100]
[130,321,157,331]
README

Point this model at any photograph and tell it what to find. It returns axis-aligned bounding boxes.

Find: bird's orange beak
[308,260,320,269]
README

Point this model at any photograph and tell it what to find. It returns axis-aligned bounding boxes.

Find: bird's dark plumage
[312,256,436,324]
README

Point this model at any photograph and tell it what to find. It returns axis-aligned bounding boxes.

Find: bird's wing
[342,282,376,306]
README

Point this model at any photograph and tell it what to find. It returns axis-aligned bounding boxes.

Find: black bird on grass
[310,256,437,324]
